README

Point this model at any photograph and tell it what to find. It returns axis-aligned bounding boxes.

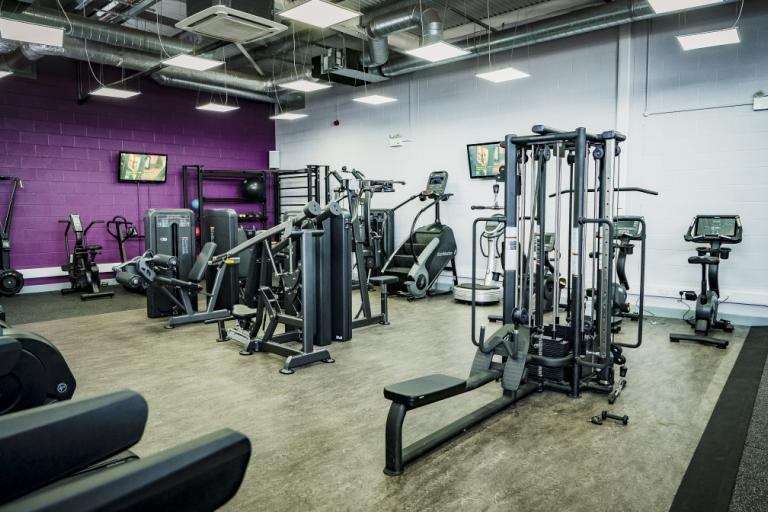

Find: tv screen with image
[467,142,505,179]
[119,152,168,183]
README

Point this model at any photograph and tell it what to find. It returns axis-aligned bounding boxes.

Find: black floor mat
[670,326,768,512]
[0,286,146,325]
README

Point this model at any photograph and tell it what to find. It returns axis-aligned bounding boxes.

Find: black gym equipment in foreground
[0,390,251,511]
[380,171,458,300]
[382,126,645,475]
[0,316,76,415]
[0,176,24,296]
[670,215,742,349]
[59,214,114,300]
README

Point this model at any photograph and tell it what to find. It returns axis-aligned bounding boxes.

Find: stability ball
[242,178,265,202]
[191,198,200,209]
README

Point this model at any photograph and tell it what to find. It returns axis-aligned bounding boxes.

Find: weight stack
[528,332,571,382]
[203,209,239,311]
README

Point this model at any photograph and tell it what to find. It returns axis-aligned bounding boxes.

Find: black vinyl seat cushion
[689,256,719,265]
[384,374,467,408]
[231,304,259,320]
[370,275,399,286]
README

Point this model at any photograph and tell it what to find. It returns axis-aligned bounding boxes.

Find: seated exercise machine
[0,176,24,296]
[59,214,114,300]
[106,215,145,293]
[382,126,646,475]
[113,242,230,328]
[454,184,505,305]
[0,390,250,510]
[0,313,76,415]
[670,215,742,349]
[381,171,458,300]
[214,201,346,374]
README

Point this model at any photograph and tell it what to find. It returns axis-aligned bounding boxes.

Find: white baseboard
[18,263,121,280]
[19,279,119,294]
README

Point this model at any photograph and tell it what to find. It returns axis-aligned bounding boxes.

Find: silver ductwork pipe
[361,6,442,68]
[152,76,277,103]
[381,0,740,77]
[0,1,195,55]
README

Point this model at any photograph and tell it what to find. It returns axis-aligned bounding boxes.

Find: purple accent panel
[0,59,275,283]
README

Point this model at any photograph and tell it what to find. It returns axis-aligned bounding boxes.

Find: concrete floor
[16,296,747,512]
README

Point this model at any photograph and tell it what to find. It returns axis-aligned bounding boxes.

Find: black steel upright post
[536,149,547,326]
[571,128,587,398]
[503,135,519,324]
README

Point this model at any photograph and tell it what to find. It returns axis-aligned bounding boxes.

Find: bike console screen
[689,215,742,243]
[423,171,449,197]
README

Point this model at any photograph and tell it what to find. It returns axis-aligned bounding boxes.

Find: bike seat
[688,256,719,265]
[86,244,102,251]
[384,374,466,408]
[231,304,259,320]
[369,275,398,286]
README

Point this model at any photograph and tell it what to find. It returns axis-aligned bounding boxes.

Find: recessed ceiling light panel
[405,41,469,62]
[90,87,141,99]
[279,0,360,28]
[647,0,722,14]
[677,28,740,50]
[353,94,398,105]
[0,18,64,46]
[270,112,308,120]
[279,79,331,92]
[162,54,223,71]
[476,66,530,83]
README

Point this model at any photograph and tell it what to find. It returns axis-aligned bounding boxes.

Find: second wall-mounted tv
[119,152,168,183]
[467,142,505,179]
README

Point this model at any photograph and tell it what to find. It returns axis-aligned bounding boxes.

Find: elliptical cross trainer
[670,215,742,349]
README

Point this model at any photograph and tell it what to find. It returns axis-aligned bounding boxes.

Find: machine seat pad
[384,374,467,408]
[688,256,719,266]
[85,244,102,251]
[369,275,399,286]
[231,304,259,320]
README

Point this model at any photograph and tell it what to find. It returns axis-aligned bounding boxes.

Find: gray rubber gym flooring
[11,295,753,511]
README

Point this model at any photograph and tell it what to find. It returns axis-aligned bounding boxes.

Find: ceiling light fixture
[0,71,13,79]
[646,0,722,14]
[279,79,331,92]
[353,94,398,105]
[278,0,360,29]
[197,102,240,112]
[90,87,141,99]
[270,112,308,120]
[476,66,530,83]
[405,41,469,62]
[677,28,740,50]
[0,18,64,47]
[162,54,223,71]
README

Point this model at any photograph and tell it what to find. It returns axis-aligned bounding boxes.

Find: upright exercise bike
[60,214,114,300]
[670,215,742,349]
[381,171,458,300]
[0,176,24,296]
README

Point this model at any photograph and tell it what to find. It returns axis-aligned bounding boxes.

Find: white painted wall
[276,2,768,322]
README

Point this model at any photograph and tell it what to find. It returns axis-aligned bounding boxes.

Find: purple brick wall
[0,59,275,285]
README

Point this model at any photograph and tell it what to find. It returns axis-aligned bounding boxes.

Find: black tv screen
[119,152,168,183]
[467,142,505,179]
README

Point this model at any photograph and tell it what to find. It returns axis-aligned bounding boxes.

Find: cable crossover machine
[381,125,650,475]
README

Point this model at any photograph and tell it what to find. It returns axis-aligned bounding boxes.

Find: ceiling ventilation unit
[176,0,287,44]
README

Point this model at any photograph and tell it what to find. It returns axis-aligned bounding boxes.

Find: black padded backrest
[6,429,252,512]
[0,336,21,374]
[187,242,216,283]
[0,390,148,505]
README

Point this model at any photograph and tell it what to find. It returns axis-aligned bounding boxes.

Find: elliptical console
[670,215,742,349]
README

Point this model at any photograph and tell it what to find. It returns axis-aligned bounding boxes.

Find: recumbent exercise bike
[669,215,742,349]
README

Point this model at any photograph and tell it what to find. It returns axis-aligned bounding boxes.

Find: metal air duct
[361,6,442,68]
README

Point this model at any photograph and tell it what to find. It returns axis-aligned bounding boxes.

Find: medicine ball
[241,179,265,202]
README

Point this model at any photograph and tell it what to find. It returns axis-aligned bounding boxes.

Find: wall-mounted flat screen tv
[467,142,505,179]
[119,152,168,183]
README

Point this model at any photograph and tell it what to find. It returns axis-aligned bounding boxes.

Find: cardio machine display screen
[467,142,505,179]
[695,217,737,238]
[119,152,168,183]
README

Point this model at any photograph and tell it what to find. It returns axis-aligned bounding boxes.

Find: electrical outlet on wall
[388,133,411,148]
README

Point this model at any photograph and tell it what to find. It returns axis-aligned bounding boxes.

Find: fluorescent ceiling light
[162,54,223,71]
[677,28,740,50]
[476,66,530,83]
[279,79,331,92]
[90,87,141,99]
[353,94,397,105]
[0,71,12,79]
[197,102,239,112]
[270,112,308,120]
[405,41,469,62]
[647,0,722,14]
[0,18,63,47]
[279,0,360,28]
